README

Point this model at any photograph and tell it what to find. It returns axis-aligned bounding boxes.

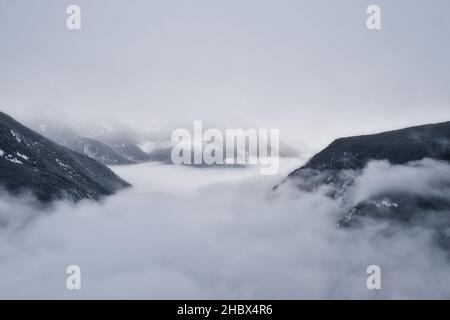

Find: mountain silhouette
[0,111,130,202]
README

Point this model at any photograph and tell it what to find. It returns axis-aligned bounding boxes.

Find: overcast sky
[0,0,449,150]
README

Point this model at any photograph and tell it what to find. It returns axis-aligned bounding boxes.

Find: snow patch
[0,149,23,164]
[56,159,71,169]
[10,130,21,143]
[16,152,29,160]
[7,158,23,164]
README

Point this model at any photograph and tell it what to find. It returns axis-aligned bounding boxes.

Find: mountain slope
[81,122,152,163]
[106,140,152,163]
[0,112,130,202]
[68,137,136,165]
[297,121,450,172]
[278,121,450,239]
[33,122,134,165]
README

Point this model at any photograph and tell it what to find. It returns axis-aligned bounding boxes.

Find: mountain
[33,119,301,166]
[278,121,450,240]
[139,129,301,166]
[33,122,134,165]
[80,122,152,163]
[280,121,450,190]
[104,139,152,163]
[296,121,450,172]
[66,137,136,165]
[0,112,130,202]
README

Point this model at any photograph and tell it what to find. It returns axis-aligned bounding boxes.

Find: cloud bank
[0,160,450,299]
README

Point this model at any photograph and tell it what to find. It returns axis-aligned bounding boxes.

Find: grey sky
[0,0,449,150]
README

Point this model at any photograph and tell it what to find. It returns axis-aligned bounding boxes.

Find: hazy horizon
[1,0,449,151]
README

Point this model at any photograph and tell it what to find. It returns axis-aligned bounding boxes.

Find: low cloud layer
[0,159,450,299]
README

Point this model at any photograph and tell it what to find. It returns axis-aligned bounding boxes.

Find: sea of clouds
[0,159,450,299]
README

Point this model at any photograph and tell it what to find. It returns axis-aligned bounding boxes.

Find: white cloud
[0,160,450,299]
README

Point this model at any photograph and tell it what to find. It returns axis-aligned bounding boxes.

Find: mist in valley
[1,159,450,299]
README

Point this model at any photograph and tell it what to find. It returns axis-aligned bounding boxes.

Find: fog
[0,159,450,299]
[1,0,450,150]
